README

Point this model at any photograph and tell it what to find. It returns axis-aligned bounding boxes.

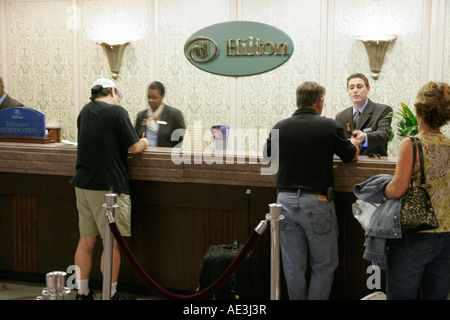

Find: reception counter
[0,142,396,299]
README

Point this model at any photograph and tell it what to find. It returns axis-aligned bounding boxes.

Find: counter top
[0,142,397,192]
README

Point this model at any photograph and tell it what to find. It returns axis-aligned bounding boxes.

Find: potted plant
[387,102,418,142]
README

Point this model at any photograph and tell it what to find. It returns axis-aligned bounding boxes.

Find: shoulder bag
[400,136,439,231]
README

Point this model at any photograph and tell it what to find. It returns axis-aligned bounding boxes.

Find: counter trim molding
[0,142,396,191]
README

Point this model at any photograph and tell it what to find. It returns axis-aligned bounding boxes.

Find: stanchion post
[267,203,283,300]
[102,193,118,300]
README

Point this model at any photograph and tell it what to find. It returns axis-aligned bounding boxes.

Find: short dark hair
[347,73,370,88]
[296,81,326,108]
[148,81,165,96]
[90,85,113,101]
[415,81,450,129]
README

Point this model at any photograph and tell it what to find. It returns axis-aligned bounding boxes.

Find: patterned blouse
[415,133,450,233]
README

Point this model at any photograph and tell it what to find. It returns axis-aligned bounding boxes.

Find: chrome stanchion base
[35,271,71,300]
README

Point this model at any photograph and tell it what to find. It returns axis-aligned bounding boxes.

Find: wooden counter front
[0,142,396,299]
[0,142,396,188]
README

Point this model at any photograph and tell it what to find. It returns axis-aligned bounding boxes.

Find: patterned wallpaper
[0,0,449,155]
[0,23,2,77]
[81,0,151,124]
[240,0,322,152]
[7,0,76,140]
[333,0,426,156]
[445,0,450,81]
[158,0,232,127]
[0,9,2,75]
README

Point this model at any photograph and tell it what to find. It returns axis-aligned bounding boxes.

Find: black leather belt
[277,188,324,196]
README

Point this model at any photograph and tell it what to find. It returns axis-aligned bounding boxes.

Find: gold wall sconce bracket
[357,35,397,80]
[97,41,130,79]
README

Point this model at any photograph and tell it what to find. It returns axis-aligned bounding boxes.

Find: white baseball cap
[91,78,123,100]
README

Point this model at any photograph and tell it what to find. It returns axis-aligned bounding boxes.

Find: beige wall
[0,0,449,156]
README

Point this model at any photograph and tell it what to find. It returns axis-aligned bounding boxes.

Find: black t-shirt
[266,108,356,195]
[70,100,139,194]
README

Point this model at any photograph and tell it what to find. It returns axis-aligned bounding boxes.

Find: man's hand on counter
[129,137,149,154]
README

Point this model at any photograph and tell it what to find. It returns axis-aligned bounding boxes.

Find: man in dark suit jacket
[135,80,186,148]
[0,76,24,110]
[135,104,186,148]
[335,73,393,156]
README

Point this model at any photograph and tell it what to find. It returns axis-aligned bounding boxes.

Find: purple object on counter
[211,125,229,151]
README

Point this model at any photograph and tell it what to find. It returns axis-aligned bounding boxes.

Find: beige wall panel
[0,0,449,155]
[7,0,76,140]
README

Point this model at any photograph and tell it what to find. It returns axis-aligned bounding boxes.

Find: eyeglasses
[368,153,381,159]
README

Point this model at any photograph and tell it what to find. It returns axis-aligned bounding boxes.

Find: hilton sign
[184,21,294,77]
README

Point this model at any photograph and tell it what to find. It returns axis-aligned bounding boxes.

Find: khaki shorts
[75,187,132,238]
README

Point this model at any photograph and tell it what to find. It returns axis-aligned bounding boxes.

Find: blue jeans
[387,231,450,300]
[278,192,339,300]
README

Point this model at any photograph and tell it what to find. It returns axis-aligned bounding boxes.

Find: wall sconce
[97,41,130,79]
[357,35,397,79]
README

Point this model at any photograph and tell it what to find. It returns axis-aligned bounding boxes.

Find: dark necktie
[354,110,361,125]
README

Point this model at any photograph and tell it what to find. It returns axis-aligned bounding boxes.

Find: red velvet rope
[108,222,261,300]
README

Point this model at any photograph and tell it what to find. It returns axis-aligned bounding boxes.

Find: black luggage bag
[198,240,252,300]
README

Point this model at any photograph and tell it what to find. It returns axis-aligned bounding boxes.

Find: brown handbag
[400,137,439,231]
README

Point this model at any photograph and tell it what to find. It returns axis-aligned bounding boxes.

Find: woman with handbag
[383,81,450,300]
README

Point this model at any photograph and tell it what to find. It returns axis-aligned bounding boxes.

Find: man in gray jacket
[336,73,393,156]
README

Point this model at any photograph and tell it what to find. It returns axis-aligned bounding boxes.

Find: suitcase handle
[222,240,240,253]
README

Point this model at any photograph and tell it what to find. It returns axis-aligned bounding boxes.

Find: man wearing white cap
[70,78,149,300]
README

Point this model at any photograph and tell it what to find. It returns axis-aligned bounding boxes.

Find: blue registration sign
[0,107,46,138]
